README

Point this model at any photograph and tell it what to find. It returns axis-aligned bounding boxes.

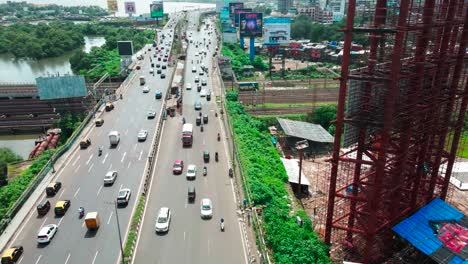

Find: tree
[0,159,7,186]
[307,105,337,130]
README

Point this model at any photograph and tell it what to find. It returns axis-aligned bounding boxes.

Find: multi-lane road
[6,14,180,264]
[132,12,247,264]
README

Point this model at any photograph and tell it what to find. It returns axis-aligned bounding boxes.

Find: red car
[173,160,184,174]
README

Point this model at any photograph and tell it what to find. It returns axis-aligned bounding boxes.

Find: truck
[109,131,120,147]
[139,76,145,85]
[85,212,100,231]
[182,123,193,146]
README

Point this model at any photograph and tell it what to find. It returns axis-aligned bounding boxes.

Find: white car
[195,52,199,56]
[104,171,118,185]
[147,110,156,119]
[143,86,150,93]
[138,130,148,141]
[37,224,58,244]
[117,188,131,206]
[186,83,192,90]
[201,79,207,86]
[149,68,154,74]
[155,207,171,233]
[200,89,207,97]
[186,164,196,180]
[200,198,213,219]
[194,76,199,83]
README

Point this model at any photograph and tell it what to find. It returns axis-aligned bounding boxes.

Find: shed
[281,158,310,194]
[277,118,334,155]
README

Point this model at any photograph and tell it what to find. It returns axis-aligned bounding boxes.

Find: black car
[46,182,62,196]
[203,151,210,163]
[157,69,162,74]
[37,200,50,216]
[161,73,166,79]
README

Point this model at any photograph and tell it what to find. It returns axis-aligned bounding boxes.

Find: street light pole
[295,140,309,195]
[114,201,125,264]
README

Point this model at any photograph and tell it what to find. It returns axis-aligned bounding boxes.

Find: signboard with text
[234,8,252,26]
[150,1,164,18]
[239,12,263,37]
[124,2,136,14]
[229,2,244,15]
[107,0,118,11]
[263,18,291,45]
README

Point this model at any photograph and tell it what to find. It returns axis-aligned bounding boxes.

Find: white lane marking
[35,255,42,264]
[58,216,64,227]
[230,178,237,202]
[91,251,99,264]
[17,257,23,264]
[102,153,109,164]
[127,161,132,169]
[40,217,48,228]
[118,145,121,151]
[58,189,65,199]
[72,155,80,166]
[107,211,113,225]
[108,163,113,170]
[86,154,93,165]
[184,231,186,241]
[97,130,102,136]
[119,184,123,190]
[121,152,127,163]
[82,221,86,228]
[207,239,211,255]
[64,253,71,264]
[125,128,129,135]
[74,188,80,198]
[97,186,103,196]
[138,150,143,161]
[133,144,137,151]
[74,165,81,174]
[238,220,249,264]
[88,163,94,172]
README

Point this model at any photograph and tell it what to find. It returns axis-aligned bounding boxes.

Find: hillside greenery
[0,148,22,187]
[0,2,108,20]
[226,92,330,263]
[222,43,268,76]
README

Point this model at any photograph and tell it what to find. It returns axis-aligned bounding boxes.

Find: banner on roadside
[107,0,118,12]
[124,2,136,14]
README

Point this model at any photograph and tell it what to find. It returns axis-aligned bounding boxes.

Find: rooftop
[277,118,334,143]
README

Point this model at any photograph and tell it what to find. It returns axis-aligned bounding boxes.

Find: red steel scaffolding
[324,0,468,262]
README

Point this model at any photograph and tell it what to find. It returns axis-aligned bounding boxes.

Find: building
[297,5,333,23]
[327,0,345,21]
[277,0,293,14]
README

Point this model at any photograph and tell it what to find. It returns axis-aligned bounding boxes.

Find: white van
[192,66,196,73]
[186,83,192,90]
[194,76,199,83]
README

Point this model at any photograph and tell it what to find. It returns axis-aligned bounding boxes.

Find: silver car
[138,130,148,141]
[104,171,118,185]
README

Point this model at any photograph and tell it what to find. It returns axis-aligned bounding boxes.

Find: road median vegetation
[226,92,329,263]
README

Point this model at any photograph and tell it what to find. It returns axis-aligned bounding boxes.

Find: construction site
[300,0,468,262]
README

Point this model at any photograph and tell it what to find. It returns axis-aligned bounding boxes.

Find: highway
[133,11,248,264]
[6,14,180,264]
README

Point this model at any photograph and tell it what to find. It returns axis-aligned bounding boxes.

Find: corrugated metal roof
[392,198,467,263]
[280,158,310,185]
[277,118,334,143]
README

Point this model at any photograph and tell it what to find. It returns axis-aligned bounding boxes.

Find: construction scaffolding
[324,0,468,262]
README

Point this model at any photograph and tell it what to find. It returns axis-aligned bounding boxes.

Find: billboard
[223,32,237,43]
[239,13,263,37]
[117,41,134,56]
[150,1,164,18]
[36,76,87,100]
[263,18,291,45]
[229,2,244,15]
[107,0,118,11]
[234,8,252,26]
[124,2,136,14]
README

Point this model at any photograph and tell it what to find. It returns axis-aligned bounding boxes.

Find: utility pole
[295,140,309,195]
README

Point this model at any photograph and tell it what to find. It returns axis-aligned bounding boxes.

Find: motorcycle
[229,168,233,178]
[78,207,85,218]
[201,125,204,132]
[215,152,218,162]
[217,133,220,142]
[203,166,207,176]
[98,147,103,156]
[220,218,225,232]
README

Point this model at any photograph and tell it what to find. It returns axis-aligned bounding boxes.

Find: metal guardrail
[0,100,104,235]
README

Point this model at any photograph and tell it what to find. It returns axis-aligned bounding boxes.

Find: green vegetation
[291,15,368,46]
[0,2,108,21]
[267,65,337,80]
[307,104,337,135]
[54,113,85,145]
[226,94,329,263]
[253,5,272,15]
[70,48,121,80]
[0,148,22,187]
[0,150,55,220]
[0,21,85,59]
[222,43,268,76]
[124,196,145,259]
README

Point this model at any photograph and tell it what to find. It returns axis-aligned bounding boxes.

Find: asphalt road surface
[7,15,179,264]
[133,12,248,264]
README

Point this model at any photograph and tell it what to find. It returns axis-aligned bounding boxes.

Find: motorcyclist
[215,152,218,161]
[98,146,103,156]
[203,166,207,175]
[217,133,220,141]
[182,116,186,124]
[220,218,225,231]
[78,207,84,217]
[229,168,233,178]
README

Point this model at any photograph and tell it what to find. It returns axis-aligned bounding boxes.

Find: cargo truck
[182,123,193,146]
[109,131,120,147]
[85,212,100,231]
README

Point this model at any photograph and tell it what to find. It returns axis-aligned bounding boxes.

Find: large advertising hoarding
[263,18,291,45]
[117,41,134,56]
[124,2,136,14]
[107,0,118,11]
[229,2,244,15]
[234,8,252,26]
[150,1,164,18]
[239,12,263,37]
[222,32,237,43]
[36,76,87,99]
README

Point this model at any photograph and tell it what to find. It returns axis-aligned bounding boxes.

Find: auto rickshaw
[105,102,114,112]
[95,118,104,127]
[203,151,210,163]
[80,138,91,149]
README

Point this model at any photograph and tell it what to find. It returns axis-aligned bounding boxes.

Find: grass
[123,196,145,261]
[244,102,337,109]
[444,132,468,159]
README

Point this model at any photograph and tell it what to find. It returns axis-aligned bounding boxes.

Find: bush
[0,150,55,219]
[227,94,329,263]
